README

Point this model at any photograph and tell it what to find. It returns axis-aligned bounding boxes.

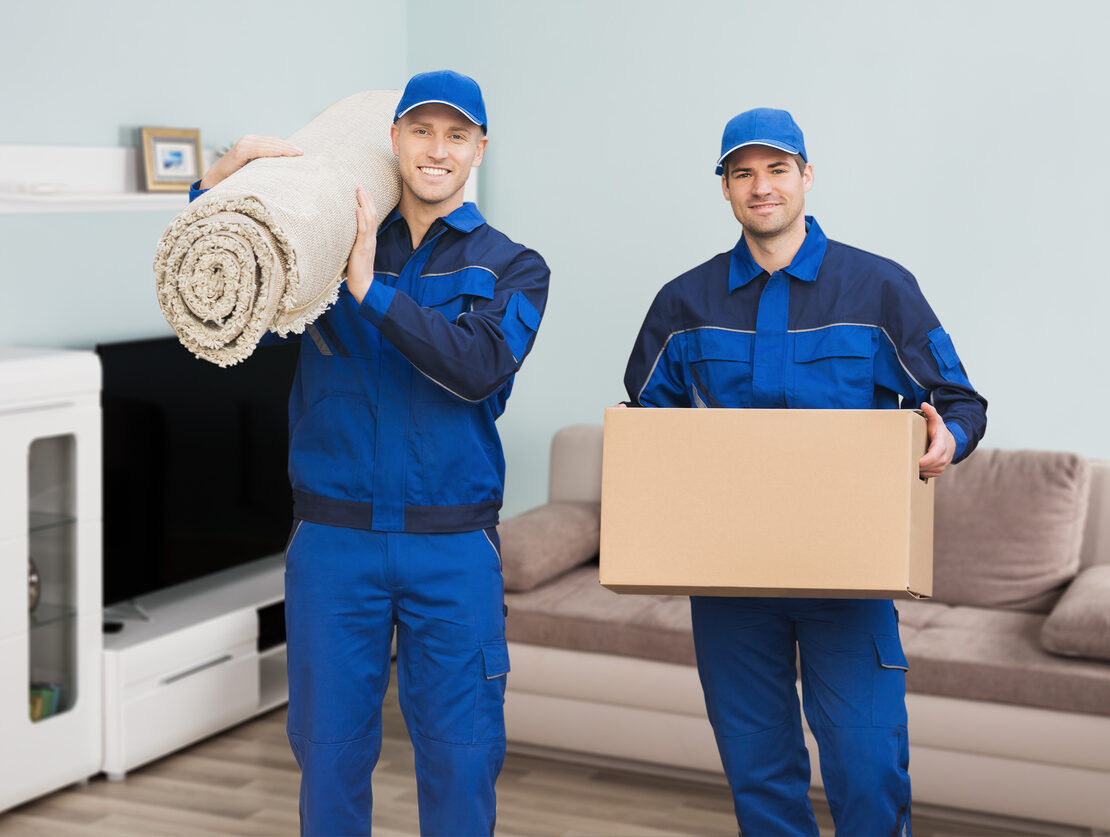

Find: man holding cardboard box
[622,109,987,836]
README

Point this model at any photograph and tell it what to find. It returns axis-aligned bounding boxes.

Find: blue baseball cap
[394,70,487,133]
[715,108,806,175]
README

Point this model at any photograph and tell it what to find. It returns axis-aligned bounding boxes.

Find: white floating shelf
[0,191,188,213]
[0,144,205,214]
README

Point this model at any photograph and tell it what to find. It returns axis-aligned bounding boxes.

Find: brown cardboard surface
[599,408,933,599]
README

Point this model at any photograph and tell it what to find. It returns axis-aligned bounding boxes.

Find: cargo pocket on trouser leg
[410,636,509,837]
[816,634,912,836]
[872,634,913,836]
[872,634,909,727]
[476,638,510,742]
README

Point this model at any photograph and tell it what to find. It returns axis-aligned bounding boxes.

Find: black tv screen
[97,336,299,606]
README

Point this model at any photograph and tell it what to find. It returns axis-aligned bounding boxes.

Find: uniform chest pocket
[419,267,497,321]
[790,325,875,408]
[687,329,754,408]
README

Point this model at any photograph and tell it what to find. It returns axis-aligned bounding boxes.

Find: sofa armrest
[1041,565,1110,661]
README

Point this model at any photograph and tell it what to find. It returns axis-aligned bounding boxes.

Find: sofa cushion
[498,502,601,592]
[896,601,1110,716]
[932,448,1090,612]
[1041,565,1110,662]
[506,575,1110,717]
[505,565,696,665]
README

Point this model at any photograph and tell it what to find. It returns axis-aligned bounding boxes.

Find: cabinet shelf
[29,511,76,533]
[30,603,77,630]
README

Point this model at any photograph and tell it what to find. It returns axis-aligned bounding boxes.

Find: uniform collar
[441,201,485,232]
[728,215,828,291]
[378,200,486,236]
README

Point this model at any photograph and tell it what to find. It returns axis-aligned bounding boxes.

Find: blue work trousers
[691,596,911,837]
[284,521,509,836]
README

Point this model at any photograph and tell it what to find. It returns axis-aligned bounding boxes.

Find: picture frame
[140,127,203,192]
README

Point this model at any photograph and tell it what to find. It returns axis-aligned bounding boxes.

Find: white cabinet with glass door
[0,349,102,812]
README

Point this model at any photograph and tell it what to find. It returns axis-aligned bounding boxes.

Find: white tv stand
[101,554,287,779]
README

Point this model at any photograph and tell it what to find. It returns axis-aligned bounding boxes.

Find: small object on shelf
[28,558,40,612]
[29,683,61,722]
[140,127,203,192]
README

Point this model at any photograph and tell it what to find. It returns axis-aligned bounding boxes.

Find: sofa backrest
[931,449,1090,612]
[547,424,1110,575]
[549,424,604,504]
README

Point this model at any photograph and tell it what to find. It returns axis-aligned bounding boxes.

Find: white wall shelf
[0,145,202,214]
[0,191,188,214]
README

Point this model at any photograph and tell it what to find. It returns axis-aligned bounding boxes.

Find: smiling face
[391,102,487,213]
[721,144,813,241]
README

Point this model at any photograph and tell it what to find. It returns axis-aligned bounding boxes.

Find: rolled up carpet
[153,89,402,366]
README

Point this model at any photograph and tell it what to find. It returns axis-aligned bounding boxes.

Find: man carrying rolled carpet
[192,70,549,836]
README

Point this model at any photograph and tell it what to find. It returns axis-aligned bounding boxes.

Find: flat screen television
[96,335,300,607]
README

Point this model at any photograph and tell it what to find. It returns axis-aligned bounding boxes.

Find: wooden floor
[0,675,1089,837]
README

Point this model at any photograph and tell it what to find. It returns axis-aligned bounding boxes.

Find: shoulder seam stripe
[637,322,928,401]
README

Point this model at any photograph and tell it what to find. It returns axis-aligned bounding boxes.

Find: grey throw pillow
[498,502,601,592]
[933,449,1089,612]
[1041,565,1110,661]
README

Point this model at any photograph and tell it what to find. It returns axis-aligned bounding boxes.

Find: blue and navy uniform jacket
[189,183,550,533]
[624,216,986,460]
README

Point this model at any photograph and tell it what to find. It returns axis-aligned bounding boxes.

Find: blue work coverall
[191,186,550,835]
[623,216,987,836]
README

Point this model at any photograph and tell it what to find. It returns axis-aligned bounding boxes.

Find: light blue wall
[1,0,409,148]
[4,1,1109,518]
[0,0,408,344]
[407,0,1110,516]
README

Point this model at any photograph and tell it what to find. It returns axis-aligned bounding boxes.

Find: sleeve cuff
[359,281,395,327]
[946,420,968,461]
[188,180,207,203]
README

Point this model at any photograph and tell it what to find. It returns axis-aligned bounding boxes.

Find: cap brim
[394,100,483,127]
[715,139,803,175]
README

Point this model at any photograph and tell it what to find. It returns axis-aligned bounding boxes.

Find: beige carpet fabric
[153,89,402,366]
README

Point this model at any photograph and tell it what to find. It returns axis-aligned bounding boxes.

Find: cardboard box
[599,408,933,599]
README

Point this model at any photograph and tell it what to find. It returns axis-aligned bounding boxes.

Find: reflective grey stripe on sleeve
[305,324,332,356]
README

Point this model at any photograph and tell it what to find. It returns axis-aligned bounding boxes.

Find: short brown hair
[723,152,807,177]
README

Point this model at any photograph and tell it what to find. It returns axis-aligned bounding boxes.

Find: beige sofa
[499,424,1110,831]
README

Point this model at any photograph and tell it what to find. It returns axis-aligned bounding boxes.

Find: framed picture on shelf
[140,127,203,192]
